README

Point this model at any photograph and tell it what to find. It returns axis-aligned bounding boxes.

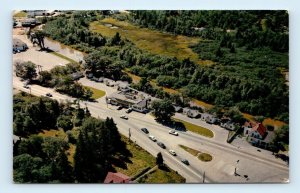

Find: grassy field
[191,99,214,110]
[38,128,67,139]
[123,70,141,83]
[138,166,185,183]
[36,129,184,183]
[179,144,213,162]
[13,11,27,18]
[115,136,185,183]
[90,18,213,65]
[173,118,214,138]
[84,86,106,99]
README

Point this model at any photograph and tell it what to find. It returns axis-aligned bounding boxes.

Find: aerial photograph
[12,10,289,183]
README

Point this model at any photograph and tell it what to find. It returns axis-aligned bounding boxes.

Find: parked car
[120,115,128,120]
[45,93,52,97]
[23,85,29,89]
[116,106,123,110]
[148,135,157,142]
[181,159,189,165]
[141,128,149,134]
[125,108,132,114]
[157,142,166,149]
[169,129,179,136]
[169,149,176,156]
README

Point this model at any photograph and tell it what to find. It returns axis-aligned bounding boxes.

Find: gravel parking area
[12,32,69,71]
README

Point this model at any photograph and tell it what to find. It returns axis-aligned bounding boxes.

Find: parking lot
[13,30,69,71]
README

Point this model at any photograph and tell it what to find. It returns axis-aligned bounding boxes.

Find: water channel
[44,38,85,62]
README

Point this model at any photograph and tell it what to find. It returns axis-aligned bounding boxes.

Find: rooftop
[104,172,131,183]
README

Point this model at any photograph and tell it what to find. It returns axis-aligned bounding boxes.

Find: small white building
[182,107,200,118]
[27,10,55,17]
[13,39,28,52]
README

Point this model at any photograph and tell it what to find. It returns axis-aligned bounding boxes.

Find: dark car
[181,159,189,165]
[117,106,123,110]
[46,93,52,97]
[125,108,132,114]
[141,128,149,134]
[157,142,166,149]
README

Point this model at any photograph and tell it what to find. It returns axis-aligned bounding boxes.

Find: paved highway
[13,77,289,183]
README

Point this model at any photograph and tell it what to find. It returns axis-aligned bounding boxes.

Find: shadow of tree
[159,120,187,132]
[158,165,170,172]
[110,140,133,169]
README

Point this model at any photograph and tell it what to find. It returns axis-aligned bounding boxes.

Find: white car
[148,135,157,142]
[169,149,176,156]
[120,115,128,120]
[169,129,178,136]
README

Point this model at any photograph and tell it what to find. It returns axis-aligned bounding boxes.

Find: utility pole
[234,160,240,176]
[105,96,108,108]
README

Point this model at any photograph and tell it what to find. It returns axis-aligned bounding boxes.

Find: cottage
[116,81,130,91]
[104,172,131,183]
[173,106,183,113]
[243,122,274,149]
[220,119,236,131]
[201,113,218,124]
[182,107,200,118]
[13,39,28,53]
[27,10,55,17]
[21,18,38,27]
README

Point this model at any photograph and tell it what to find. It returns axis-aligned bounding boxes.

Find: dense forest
[42,11,289,122]
[130,10,288,52]
[13,93,126,183]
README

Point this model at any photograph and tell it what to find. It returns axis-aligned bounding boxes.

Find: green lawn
[137,166,185,183]
[90,18,213,65]
[84,86,106,99]
[115,136,185,183]
[179,144,213,162]
[173,118,214,138]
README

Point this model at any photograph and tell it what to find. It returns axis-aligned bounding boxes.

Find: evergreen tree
[156,152,164,168]
[55,150,74,183]
[111,32,121,45]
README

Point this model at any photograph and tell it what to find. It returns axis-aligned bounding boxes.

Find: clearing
[84,86,106,99]
[90,17,213,65]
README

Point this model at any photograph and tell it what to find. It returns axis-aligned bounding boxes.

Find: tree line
[14,61,93,100]
[41,11,288,122]
[130,10,288,52]
[13,94,127,183]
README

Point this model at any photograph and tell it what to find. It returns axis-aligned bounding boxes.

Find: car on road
[169,129,179,136]
[181,159,189,165]
[120,115,128,120]
[141,128,149,134]
[125,108,132,114]
[148,135,156,142]
[116,106,123,110]
[45,93,52,97]
[157,142,166,149]
[169,149,176,156]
